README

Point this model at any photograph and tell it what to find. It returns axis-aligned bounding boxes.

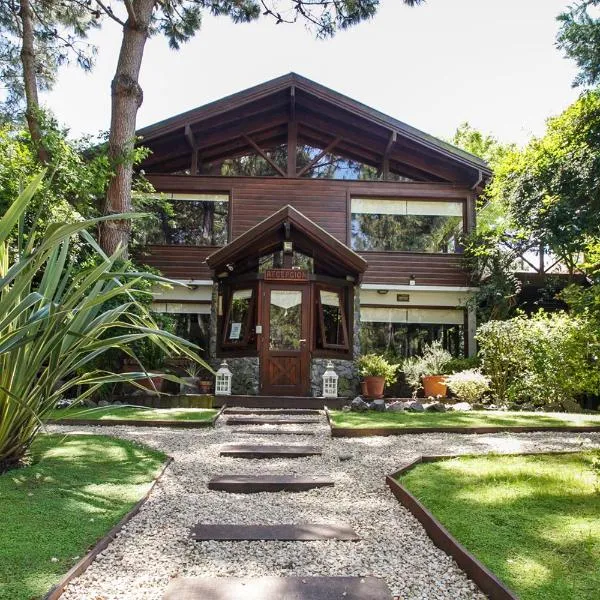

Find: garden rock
[98,399,110,407]
[472,403,486,411]
[407,401,425,413]
[453,402,472,411]
[341,405,352,412]
[84,399,97,408]
[561,398,583,413]
[426,402,446,412]
[387,402,404,413]
[372,399,386,412]
[55,399,72,409]
[350,396,369,412]
[112,400,123,406]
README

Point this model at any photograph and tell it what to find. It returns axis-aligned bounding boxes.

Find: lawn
[329,409,600,429]
[0,434,166,600]
[398,452,600,600]
[48,405,218,422]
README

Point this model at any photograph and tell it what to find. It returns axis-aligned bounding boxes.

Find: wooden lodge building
[135,73,491,397]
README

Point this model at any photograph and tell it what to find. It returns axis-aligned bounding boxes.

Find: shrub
[445,369,490,403]
[477,311,600,407]
[445,355,480,374]
[356,354,399,386]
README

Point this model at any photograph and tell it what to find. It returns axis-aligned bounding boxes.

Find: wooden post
[288,86,297,177]
[382,131,396,180]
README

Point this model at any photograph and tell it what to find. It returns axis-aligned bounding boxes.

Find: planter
[136,375,164,393]
[363,376,385,399]
[422,375,447,398]
[198,379,213,395]
[180,376,199,394]
[360,381,368,396]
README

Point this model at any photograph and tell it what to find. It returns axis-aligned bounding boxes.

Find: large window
[351,198,463,253]
[360,307,464,358]
[139,193,229,246]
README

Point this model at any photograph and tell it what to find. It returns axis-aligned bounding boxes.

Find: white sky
[43,0,580,146]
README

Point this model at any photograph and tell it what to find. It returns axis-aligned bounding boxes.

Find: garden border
[46,404,226,429]
[43,456,174,600]
[385,450,587,600]
[324,407,600,437]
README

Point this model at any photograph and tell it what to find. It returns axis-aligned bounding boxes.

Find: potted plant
[180,361,202,394]
[402,341,452,398]
[356,354,399,399]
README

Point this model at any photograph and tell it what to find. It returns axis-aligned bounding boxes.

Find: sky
[43,0,581,146]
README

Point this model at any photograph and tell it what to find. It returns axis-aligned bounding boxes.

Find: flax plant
[0,173,207,470]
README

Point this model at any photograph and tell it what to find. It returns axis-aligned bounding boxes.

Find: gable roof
[138,73,490,185]
[206,204,368,280]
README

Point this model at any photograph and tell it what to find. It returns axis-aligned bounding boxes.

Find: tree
[557,0,600,87]
[94,0,424,255]
[0,0,98,160]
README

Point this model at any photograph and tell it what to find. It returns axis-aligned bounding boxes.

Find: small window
[222,287,255,347]
[316,287,349,351]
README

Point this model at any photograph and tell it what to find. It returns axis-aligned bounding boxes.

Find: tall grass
[0,173,207,470]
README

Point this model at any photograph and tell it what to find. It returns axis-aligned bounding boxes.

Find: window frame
[220,284,256,349]
[316,285,350,352]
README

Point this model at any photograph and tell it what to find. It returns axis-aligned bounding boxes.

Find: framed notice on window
[229,322,242,340]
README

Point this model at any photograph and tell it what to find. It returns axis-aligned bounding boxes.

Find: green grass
[329,409,600,429]
[398,452,600,600]
[0,434,166,600]
[48,406,218,422]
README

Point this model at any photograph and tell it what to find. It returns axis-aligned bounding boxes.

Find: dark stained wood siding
[140,175,473,286]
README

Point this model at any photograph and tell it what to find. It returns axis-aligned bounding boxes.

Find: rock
[350,396,369,412]
[520,403,535,412]
[472,403,485,411]
[112,400,123,406]
[560,398,583,413]
[98,399,110,407]
[453,402,472,411]
[84,399,98,408]
[372,399,386,412]
[338,453,353,462]
[341,405,352,413]
[427,402,446,412]
[407,401,425,413]
[55,399,72,409]
[387,402,404,413]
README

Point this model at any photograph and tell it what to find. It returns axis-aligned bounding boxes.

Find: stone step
[163,576,392,599]
[220,444,322,458]
[230,429,316,436]
[190,523,360,541]
[226,417,321,426]
[208,475,334,493]
[225,408,321,415]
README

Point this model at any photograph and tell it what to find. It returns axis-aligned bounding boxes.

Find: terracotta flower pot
[363,376,385,399]
[422,375,447,398]
[199,380,213,394]
[137,375,164,392]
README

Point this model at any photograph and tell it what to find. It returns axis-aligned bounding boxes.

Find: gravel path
[49,414,600,600]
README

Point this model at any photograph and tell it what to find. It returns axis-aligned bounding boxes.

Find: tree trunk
[19,0,48,164]
[100,0,155,256]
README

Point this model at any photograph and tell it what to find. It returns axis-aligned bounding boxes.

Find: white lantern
[322,361,339,398]
[215,360,232,396]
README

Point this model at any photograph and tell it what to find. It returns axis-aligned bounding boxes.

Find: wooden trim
[243,134,286,177]
[220,283,257,349]
[316,284,350,351]
[297,136,342,177]
[360,304,465,310]
[43,457,174,600]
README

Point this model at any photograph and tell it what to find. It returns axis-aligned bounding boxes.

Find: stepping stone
[190,523,360,541]
[208,474,334,493]
[163,576,392,599]
[230,429,316,436]
[225,408,321,415]
[220,444,322,458]
[226,417,320,426]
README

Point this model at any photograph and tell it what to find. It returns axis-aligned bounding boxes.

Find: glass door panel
[269,290,302,351]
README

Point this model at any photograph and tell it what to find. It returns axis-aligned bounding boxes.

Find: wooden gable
[137,73,491,188]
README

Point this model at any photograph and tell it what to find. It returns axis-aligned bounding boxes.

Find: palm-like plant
[0,173,208,471]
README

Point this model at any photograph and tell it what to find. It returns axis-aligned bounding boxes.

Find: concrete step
[225,408,321,415]
[220,444,322,458]
[208,474,334,493]
[230,429,316,436]
[163,576,392,599]
[190,523,360,541]
[226,417,321,426]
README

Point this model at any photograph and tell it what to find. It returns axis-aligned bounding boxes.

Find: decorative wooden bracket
[296,136,342,177]
[243,134,286,177]
[382,131,397,180]
[185,124,200,175]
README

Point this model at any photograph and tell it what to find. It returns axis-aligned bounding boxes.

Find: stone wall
[310,358,358,398]
[211,356,260,396]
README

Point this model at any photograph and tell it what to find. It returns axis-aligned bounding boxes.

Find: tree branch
[94,0,127,26]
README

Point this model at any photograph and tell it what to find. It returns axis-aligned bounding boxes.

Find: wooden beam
[184,124,197,150]
[243,134,286,177]
[382,131,397,180]
[297,136,342,177]
[288,121,297,177]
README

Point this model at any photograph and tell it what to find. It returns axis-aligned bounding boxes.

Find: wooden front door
[260,283,310,396]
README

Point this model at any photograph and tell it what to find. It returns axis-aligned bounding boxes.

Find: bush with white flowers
[444,369,490,404]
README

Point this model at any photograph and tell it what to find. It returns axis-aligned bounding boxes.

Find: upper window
[138,193,229,246]
[351,198,463,253]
